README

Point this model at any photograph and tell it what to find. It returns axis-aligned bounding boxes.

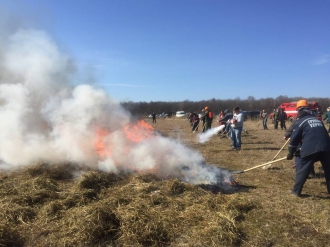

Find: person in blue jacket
[286,99,330,196]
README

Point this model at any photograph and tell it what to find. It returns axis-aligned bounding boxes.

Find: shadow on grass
[198,183,257,194]
[267,167,281,170]
[241,147,284,151]
[313,194,330,200]
[243,141,274,144]
[297,194,312,198]
[295,192,329,199]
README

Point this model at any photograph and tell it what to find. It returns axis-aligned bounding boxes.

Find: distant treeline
[121,95,330,116]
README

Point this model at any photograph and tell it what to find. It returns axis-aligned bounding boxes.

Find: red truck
[270,102,322,121]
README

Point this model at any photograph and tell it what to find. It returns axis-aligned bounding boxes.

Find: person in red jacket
[218,110,225,126]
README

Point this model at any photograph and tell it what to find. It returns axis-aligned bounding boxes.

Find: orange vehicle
[270,102,322,121]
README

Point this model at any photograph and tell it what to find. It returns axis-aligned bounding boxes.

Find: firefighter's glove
[286,153,294,160]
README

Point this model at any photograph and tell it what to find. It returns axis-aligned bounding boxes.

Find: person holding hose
[286,99,330,196]
[191,112,200,133]
[229,107,243,151]
[204,106,213,131]
[219,109,233,135]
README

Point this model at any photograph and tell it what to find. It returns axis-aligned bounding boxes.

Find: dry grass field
[1,117,330,247]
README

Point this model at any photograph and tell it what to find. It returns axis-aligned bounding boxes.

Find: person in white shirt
[230,107,244,151]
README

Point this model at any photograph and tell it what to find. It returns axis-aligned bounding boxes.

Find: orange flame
[94,120,154,159]
[123,120,154,142]
[95,128,112,158]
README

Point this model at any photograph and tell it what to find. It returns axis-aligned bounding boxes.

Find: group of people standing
[274,108,288,130]
[260,105,330,133]
[260,108,288,130]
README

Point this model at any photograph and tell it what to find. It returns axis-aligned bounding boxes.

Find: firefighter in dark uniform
[284,104,316,177]
[286,99,330,196]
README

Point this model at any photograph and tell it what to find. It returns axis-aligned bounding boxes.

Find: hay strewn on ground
[1,118,330,246]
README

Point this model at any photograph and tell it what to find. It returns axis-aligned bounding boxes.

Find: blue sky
[1,0,330,102]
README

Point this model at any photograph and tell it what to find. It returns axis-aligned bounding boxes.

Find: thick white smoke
[0,28,232,184]
[197,125,225,143]
[0,29,129,168]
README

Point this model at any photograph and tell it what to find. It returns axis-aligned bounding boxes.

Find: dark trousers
[293,151,330,195]
[205,121,212,131]
[295,156,315,176]
[225,123,232,134]
[274,120,278,129]
[192,121,199,131]
[280,120,286,130]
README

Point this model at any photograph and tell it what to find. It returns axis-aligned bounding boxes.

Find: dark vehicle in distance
[242,111,260,121]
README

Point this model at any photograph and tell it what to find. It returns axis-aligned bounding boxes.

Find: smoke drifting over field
[0,28,233,185]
